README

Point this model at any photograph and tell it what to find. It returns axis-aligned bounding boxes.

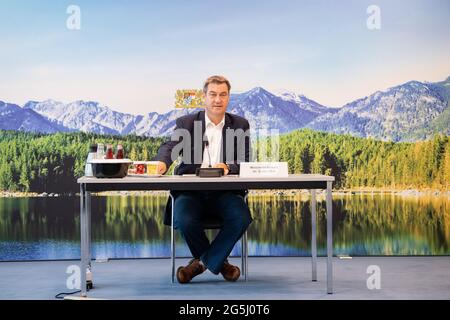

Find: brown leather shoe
[220,261,240,282]
[176,258,206,283]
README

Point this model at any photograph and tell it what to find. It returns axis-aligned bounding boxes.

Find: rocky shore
[0,191,71,198]
[1,189,449,198]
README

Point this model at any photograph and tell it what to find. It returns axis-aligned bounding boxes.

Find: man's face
[204,83,229,119]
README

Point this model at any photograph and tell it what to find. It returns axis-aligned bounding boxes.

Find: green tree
[19,163,30,192]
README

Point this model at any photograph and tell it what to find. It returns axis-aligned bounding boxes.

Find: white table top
[77,174,335,184]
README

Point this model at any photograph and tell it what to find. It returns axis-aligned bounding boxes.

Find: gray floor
[0,257,449,300]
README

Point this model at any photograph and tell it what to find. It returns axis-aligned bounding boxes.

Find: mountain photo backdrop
[2,76,449,141]
[1,75,449,193]
[1,0,449,194]
[1,1,449,260]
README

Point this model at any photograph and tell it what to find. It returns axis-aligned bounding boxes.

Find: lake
[0,193,448,260]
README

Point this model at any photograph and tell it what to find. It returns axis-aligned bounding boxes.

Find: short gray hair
[203,75,231,93]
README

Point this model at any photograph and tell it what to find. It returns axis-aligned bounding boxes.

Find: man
[154,75,252,283]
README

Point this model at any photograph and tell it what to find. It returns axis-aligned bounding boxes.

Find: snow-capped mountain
[13,88,328,136]
[307,78,450,142]
[227,87,330,134]
[1,77,449,142]
[0,101,68,133]
[130,109,192,137]
[277,90,337,114]
[22,99,198,136]
[23,100,136,135]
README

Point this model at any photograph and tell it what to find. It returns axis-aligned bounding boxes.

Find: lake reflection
[0,193,449,260]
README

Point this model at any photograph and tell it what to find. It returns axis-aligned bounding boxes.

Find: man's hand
[214,163,229,175]
[157,161,167,175]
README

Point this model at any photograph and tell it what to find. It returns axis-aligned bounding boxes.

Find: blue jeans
[173,191,252,274]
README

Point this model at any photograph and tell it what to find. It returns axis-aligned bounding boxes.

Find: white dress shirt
[201,114,225,168]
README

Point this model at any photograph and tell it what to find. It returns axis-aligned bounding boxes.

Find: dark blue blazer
[153,110,251,225]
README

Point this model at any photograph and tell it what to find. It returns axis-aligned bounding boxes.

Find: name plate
[239,162,288,178]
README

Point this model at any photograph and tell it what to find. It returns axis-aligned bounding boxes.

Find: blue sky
[1,0,449,114]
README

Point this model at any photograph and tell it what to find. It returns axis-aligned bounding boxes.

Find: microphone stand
[206,141,212,168]
[196,138,224,177]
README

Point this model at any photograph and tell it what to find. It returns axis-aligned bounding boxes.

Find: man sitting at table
[153,75,252,283]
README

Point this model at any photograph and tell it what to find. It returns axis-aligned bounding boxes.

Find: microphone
[196,136,223,177]
[204,139,212,168]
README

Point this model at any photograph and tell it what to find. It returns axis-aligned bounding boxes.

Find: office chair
[169,191,249,283]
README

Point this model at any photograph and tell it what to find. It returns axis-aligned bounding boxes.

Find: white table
[77,174,335,296]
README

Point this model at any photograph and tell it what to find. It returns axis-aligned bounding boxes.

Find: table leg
[326,181,333,294]
[241,234,244,276]
[244,231,248,282]
[170,193,175,283]
[80,184,87,297]
[244,193,249,281]
[311,189,317,282]
[86,190,92,289]
[87,191,92,265]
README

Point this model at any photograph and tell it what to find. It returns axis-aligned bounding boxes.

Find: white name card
[239,162,288,178]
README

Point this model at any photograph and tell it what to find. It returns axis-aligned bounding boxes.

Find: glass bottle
[85,144,97,176]
[116,144,124,159]
[96,143,105,159]
[105,143,114,159]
